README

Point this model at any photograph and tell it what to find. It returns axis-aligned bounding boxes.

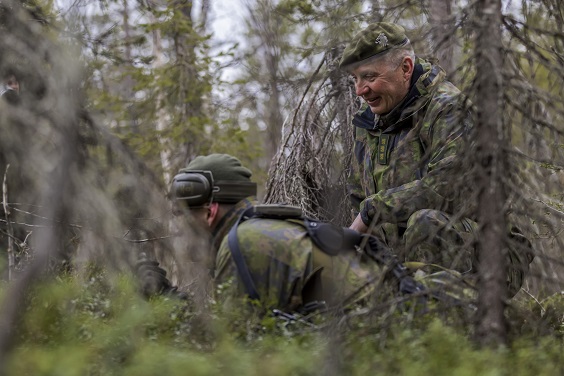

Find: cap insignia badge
[375,33,388,47]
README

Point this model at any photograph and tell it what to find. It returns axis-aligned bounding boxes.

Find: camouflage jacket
[349,57,474,226]
[213,199,383,312]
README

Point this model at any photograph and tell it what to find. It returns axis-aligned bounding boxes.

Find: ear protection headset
[171,170,257,209]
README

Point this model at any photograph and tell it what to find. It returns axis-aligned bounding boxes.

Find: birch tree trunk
[151,18,173,185]
[122,0,139,134]
[474,0,508,346]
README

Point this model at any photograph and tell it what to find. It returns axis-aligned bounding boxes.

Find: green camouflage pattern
[213,200,385,312]
[403,209,532,297]
[403,209,477,273]
[348,58,533,297]
[415,268,478,305]
[209,200,479,311]
[339,22,409,68]
[349,58,473,225]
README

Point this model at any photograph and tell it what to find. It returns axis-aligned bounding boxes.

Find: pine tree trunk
[474,0,508,346]
[429,0,454,76]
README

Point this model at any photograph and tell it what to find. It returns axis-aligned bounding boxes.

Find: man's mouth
[366,97,381,106]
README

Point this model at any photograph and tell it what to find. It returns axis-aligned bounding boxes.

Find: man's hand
[135,257,173,298]
[349,213,369,233]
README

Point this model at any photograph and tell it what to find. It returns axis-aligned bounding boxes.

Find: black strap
[227,207,261,301]
[303,219,361,255]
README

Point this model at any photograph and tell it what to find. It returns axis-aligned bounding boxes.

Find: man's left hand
[349,214,369,233]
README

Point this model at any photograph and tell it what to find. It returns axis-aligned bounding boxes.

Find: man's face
[190,207,210,228]
[5,75,19,94]
[351,56,412,115]
[173,203,210,229]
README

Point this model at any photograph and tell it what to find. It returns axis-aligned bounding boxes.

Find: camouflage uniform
[163,154,472,313]
[348,57,472,259]
[347,57,532,296]
[213,198,384,312]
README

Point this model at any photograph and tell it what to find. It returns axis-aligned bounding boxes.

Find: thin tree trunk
[252,0,284,163]
[0,96,82,373]
[174,0,206,167]
[429,0,454,75]
[151,15,172,185]
[122,0,138,134]
[199,0,210,33]
[266,62,283,163]
[474,0,508,346]
[2,165,14,282]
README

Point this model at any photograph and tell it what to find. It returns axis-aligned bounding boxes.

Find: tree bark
[2,165,14,282]
[429,0,454,75]
[151,14,173,185]
[249,0,284,164]
[199,0,210,34]
[474,0,508,346]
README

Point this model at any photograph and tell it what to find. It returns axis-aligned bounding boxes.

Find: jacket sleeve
[359,98,474,225]
[347,129,365,216]
[347,105,374,217]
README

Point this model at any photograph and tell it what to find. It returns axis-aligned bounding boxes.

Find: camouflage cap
[339,22,409,69]
[181,154,252,182]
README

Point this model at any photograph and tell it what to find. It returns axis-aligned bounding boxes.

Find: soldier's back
[214,216,385,313]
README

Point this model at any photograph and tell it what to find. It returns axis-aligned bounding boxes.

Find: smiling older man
[340,22,533,297]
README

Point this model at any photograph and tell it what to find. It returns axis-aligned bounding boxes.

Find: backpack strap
[227,207,261,301]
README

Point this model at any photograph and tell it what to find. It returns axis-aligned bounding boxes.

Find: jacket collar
[211,197,257,251]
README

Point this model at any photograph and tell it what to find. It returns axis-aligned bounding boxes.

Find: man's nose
[355,82,369,97]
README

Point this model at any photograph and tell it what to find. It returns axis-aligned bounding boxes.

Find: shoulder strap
[227,207,261,301]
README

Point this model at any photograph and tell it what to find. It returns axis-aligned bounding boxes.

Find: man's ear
[402,56,414,80]
[207,202,220,227]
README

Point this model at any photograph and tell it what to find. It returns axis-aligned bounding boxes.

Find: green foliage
[2,273,563,375]
[541,293,564,335]
[78,0,231,182]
